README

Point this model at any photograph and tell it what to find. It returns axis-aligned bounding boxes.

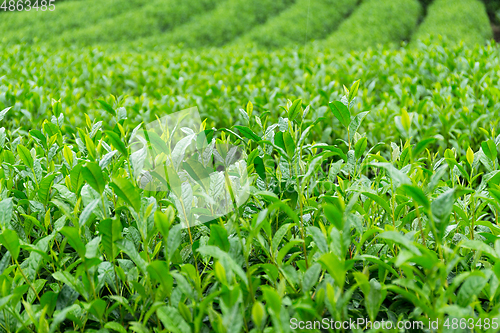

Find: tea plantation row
[0,0,495,49]
[0,41,500,332]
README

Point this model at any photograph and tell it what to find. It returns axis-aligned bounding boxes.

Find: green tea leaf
[377,231,420,255]
[261,286,281,314]
[457,274,487,307]
[79,198,100,228]
[466,146,474,166]
[208,224,230,252]
[234,125,261,142]
[251,301,266,329]
[401,108,411,133]
[307,227,328,254]
[116,239,148,274]
[324,204,343,230]
[302,263,322,293]
[0,229,20,260]
[413,138,436,157]
[0,107,11,122]
[104,322,128,333]
[481,139,497,161]
[348,80,360,104]
[157,306,192,333]
[147,261,173,294]
[110,176,141,212]
[82,162,106,195]
[154,207,176,239]
[354,137,367,159]
[401,184,430,211]
[319,252,345,289]
[287,98,302,122]
[17,144,33,168]
[167,224,182,261]
[431,189,455,241]
[197,245,248,285]
[145,130,169,155]
[96,99,116,116]
[283,132,295,157]
[30,129,47,149]
[60,227,86,258]
[99,218,122,261]
[38,174,57,205]
[362,191,391,214]
[366,279,386,322]
[0,198,13,230]
[105,130,128,157]
[370,162,411,187]
[348,111,369,142]
[329,101,351,128]
[171,134,196,170]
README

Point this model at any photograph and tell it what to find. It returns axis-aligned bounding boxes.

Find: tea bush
[141,0,294,48]
[412,0,492,46]
[56,0,221,46]
[323,0,422,51]
[2,42,500,148]
[1,41,500,332]
[1,0,495,49]
[234,0,358,48]
[0,0,148,44]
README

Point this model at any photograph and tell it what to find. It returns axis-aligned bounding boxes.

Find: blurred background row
[0,0,499,50]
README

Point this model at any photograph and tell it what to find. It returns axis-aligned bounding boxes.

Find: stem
[101,195,108,218]
[296,149,308,268]
[113,263,121,296]
[347,128,351,150]
[178,197,199,271]
[7,308,35,333]
[299,192,308,268]
[391,178,396,228]
[415,204,426,245]
[30,166,40,189]
[85,263,98,300]
[15,260,41,303]
[470,195,476,240]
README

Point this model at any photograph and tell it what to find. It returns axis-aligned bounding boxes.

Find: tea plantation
[1,0,500,332]
[0,0,497,48]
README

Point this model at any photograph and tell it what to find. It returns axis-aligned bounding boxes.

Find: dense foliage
[141,0,294,48]
[412,0,492,46]
[0,1,499,332]
[56,0,220,46]
[234,0,357,49]
[0,0,148,44]
[323,0,423,51]
[0,40,500,332]
[1,0,497,49]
